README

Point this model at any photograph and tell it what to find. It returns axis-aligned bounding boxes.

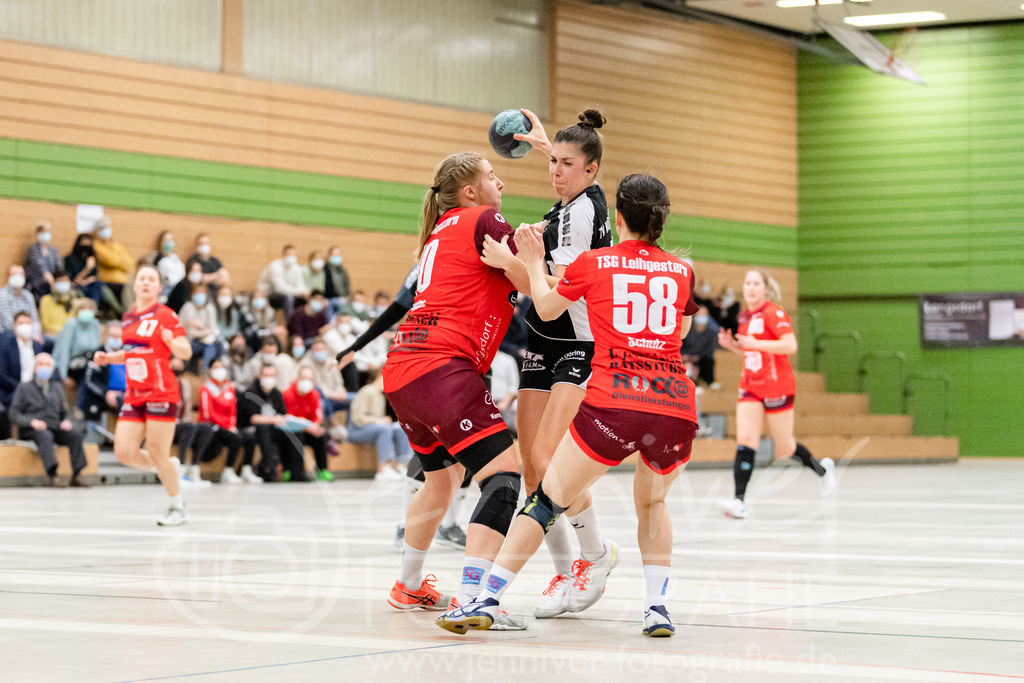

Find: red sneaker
[388,574,452,611]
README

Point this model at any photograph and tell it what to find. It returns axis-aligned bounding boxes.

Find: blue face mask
[78,309,96,323]
[39,232,52,243]
[193,293,207,306]
[329,255,342,266]
[106,338,123,352]
[313,350,328,363]
[292,346,305,358]
[694,315,709,326]
[36,367,53,381]
[251,297,267,310]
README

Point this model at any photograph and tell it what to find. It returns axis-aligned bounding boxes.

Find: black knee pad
[518,482,567,533]
[469,471,522,534]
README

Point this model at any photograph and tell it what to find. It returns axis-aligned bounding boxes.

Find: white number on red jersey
[417,240,440,293]
[136,319,159,337]
[611,274,678,335]
[744,351,763,373]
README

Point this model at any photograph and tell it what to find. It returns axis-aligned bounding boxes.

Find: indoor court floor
[1,458,1021,682]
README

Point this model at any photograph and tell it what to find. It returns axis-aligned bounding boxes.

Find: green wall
[798,22,1024,456]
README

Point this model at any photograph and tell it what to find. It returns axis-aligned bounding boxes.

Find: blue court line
[115,638,536,682]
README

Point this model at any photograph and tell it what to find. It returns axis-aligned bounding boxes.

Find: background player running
[484,108,614,619]
[94,265,193,526]
[439,173,700,638]
[716,270,836,519]
[382,152,532,630]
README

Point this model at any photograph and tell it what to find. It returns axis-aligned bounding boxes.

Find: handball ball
[488,109,532,159]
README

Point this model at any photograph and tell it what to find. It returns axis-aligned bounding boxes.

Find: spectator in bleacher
[287,290,329,345]
[223,333,254,390]
[324,245,351,304]
[245,336,296,392]
[23,221,63,302]
[64,234,102,305]
[299,337,349,418]
[151,230,186,297]
[52,299,101,386]
[0,266,41,336]
[371,290,392,319]
[178,283,221,371]
[681,305,721,389]
[243,285,275,343]
[166,262,204,313]
[693,278,714,310]
[260,244,309,319]
[338,289,370,322]
[91,217,133,307]
[347,368,412,482]
[303,250,327,293]
[214,285,242,341]
[289,334,307,362]
[170,356,213,489]
[198,357,247,484]
[237,362,290,482]
[0,311,44,440]
[352,323,390,381]
[322,314,361,392]
[38,270,81,337]
[490,350,520,437]
[711,284,741,333]
[9,353,89,487]
[282,365,330,482]
[185,233,231,292]
[79,321,124,444]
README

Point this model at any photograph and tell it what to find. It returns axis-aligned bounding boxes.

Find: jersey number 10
[612,274,678,335]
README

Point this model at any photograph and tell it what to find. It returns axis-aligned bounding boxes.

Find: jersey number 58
[612,274,678,335]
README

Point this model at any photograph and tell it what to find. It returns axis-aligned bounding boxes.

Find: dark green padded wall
[798,22,1024,456]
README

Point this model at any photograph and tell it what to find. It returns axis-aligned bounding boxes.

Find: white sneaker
[820,457,837,496]
[157,505,187,527]
[490,609,529,631]
[221,468,242,484]
[534,573,571,618]
[643,604,675,637]
[567,540,620,613]
[186,464,212,488]
[718,497,747,519]
[240,465,264,484]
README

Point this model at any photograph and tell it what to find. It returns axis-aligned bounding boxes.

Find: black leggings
[240,424,289,475]
[204,426,243,471]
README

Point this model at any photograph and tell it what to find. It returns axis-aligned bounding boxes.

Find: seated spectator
[185,233,230,292]
[78,321,124,443]
[711,284,740,333]
[52,299,101,386]
[39,270,81,337]
[370,290,392,319]
[152,230,186,297]
[259,244,309,318]
[490,350,520,437]
[321,315,361,392]
[64,234,102,306]
[303,250,327,293]
[166,262,204,313]
[9,353,89,487]
[90,217,133,309]
[338,289,370,322]
[0,311,44,440]
[352,324,390,383]
[244,285,275,344]
[223,333,254,390]
[237,362,291,482]
[198,358,245,484]
[287,290,329,344]
[170,356,213,488]
[179,284,221,371]
[245,337,296,392]
[299,337,349,417]
[281,366,329,482]
[0,265,41,336]
[23,221,63,302]
[347,369,411,482]
[324,245,351,304]
[215,285,243,341]
[289,334,307,363]
[694,278,714,310]
[681,305,721,389]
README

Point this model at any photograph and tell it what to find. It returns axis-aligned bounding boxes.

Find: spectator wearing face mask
[52,299,101,386]
[258,244,309,318]
[322,314,361,393]
[237,362,290,482]
[64,234,102,306]
[245,336,296,392]
[198,357,249,484]
[222,333,255,390]
[185,233,231,291]
[712,284,741,333]
[214,286,245,341]
[151,230,186,296]
[338,289,370,322]
[681,306,721,389]
[244,285,275,343]
[23,221,63,302]
[324,245,351,304]
[299,337,349,418]
[178,283,221,371]
[90,217,133,305]
[9,353,89,487]
[166,262,205,313]
[79,321,125,444]
[38,270,82,337]
[287,290,329,345]
[303,250,327,293]
[281,366,330,482]
[0,265,41,337]
[0,311,45,440]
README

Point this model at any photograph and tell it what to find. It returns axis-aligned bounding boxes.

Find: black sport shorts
[519,329,593,392]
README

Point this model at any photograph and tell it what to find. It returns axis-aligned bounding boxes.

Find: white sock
[443,488,467,528]
[479,564,517,602]
[456,556,493,605]
[567,505,604,561]
[543,515,574,576]
[399,542,428,588]
[169,494,184,509]
[643,564,671,610]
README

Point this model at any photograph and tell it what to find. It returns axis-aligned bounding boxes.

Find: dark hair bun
[578,109,606,130]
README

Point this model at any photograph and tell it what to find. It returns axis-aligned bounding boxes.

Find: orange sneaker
[388,574,453,611]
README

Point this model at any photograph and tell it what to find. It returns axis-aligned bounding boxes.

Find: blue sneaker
[435,597,500,634]
[643,605,675,637]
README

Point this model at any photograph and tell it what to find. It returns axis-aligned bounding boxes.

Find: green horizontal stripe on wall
[0,137,795,269]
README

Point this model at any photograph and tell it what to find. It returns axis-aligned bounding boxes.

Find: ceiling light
[776,0,868,7]
[844,11,946,27]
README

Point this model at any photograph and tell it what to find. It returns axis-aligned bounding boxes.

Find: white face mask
[15,323,33,339]
[210,367,228,382]
[252,297,267,310]
[187,271,203,284]
[337,322,352,335]
[55,281,71,294]
[351,301,366,313]
[297,379,314,395]
[217,296,233,309]
[311,259,325,271]
[261,352,277,364]
[38,232,52,243]
[8,274,25,290]
[98,228,113,240]
[197,244,211,256]
[284,254,298,266]
[259,376,276,392]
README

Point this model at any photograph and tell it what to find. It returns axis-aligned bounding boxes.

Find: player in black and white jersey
[482,109,616,619]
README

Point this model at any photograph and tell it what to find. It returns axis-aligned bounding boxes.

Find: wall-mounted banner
[920,293,1024,349]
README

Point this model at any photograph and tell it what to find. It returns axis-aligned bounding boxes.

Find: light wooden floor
[0,458,1021,682]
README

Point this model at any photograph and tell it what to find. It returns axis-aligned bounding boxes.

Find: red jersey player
[438,173,698,639]
[94,265,193,526]
[716,270,836,520]
[383,152,530,630]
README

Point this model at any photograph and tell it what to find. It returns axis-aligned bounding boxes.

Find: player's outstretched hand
[481,234,516,270]
[515,109,552,155]
[514,225,544,264]
[717,327,738,352]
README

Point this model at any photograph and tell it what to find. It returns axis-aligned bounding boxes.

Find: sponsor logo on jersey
[593,418,623,443]
[612,373,690,400]
[748,318,765,334]
[460,419,473,431]
[627,337,666,350]
[490,412,502,419]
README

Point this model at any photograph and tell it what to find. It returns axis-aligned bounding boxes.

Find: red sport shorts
[569,401,697,474]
